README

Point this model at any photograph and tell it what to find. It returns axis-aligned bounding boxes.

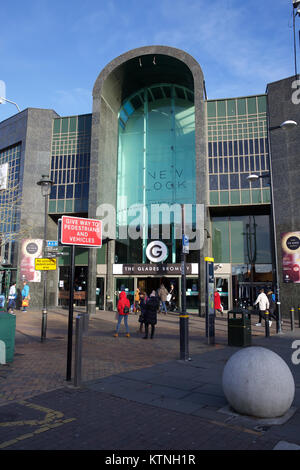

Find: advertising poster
[281,232,300,283]
[20,239,43,282]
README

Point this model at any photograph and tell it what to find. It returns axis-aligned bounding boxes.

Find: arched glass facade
[116,83,195,263]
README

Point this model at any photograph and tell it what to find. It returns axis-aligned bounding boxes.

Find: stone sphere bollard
[222,347,295,418]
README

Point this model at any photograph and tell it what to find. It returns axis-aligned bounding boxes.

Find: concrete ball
[222,347,295,418]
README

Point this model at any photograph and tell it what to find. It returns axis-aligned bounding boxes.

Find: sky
[0,0,298,121]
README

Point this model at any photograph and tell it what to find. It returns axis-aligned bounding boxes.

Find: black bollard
[290,307,295,331]
[265,311,270,337]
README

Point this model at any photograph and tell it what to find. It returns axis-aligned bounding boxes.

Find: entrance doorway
[137,277,179,311]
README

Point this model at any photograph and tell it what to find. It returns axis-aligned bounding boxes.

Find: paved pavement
[0,307,300,453]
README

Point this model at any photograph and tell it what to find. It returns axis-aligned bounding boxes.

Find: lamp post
[247,117,297,334]
[0,97,21,112]
[37,175,53,342]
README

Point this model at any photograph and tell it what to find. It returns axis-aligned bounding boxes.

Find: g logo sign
[146,241,168,263]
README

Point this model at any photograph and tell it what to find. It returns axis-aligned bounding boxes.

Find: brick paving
[0,307,298,451]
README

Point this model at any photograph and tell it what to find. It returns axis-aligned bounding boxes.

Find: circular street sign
[146,241,168,263]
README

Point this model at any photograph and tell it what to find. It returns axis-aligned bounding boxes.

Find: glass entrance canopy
[117,83,196,236]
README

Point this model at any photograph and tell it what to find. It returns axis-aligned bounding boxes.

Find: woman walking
[143,291,159,339]
[114,291,131,337]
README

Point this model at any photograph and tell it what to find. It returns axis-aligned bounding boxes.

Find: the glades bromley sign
[61,216,102,247]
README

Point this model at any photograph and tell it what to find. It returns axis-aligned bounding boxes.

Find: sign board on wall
[61,216,102,247]
[281,231,300,283]
[35,258,57,271]
[20,239,43,282]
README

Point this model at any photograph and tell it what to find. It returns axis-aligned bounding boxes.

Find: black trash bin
[228,307,251,347]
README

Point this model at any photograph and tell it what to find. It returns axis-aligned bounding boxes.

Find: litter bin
[0,313,16,363]
[228,307,251,347]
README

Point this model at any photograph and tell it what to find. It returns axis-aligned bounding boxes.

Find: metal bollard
[290,307,295,331]
[74,314,83,387]
[265,311,270,338]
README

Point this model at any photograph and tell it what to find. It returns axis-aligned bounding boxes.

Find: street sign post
[61,216,102,247]
[59,215,102,382]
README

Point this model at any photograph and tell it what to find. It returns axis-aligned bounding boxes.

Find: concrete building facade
[0,46,299,318]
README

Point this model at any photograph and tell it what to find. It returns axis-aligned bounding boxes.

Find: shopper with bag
[21,281,30,312]
[7,283,17,314]
[114,291,131,337]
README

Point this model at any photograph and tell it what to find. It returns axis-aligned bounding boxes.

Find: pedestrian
[138,291,147,333]
[134,287,140,314]
[114,291,131,337]
[254,288,269,326]
[266,288,277,327]
[7,282,17,314]
[158,283,168,314]
[214,289,223,315]
[168,283,177,311]
[21,281,30,312]
[143,290,159,339]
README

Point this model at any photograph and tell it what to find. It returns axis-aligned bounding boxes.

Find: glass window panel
[239,141,244,155]
[239,157,244,172]
[53,119,61,134]
[257,96,267,113]
[234,141,238,156]
[219,158,223,173]
[244,156,249,172]
[241,173,250,188]
[227,100,236,116]
[207,101,216,117]
[218,142,223,156]
[237,98,246,115]
[50,185,57,200]
[208,143,212,157]
[230,218,245,262]
[217,100,226,117]
[66,184,73,199]
[209,175,218,190]
[220,191,229,204]
[228,142,233,156]
[61,118,69,133]
[252,189,262,203]
[223,142,228,155]
[210,191,219,205]
[230,190,240,204]
[212,218,230,262]
[69,117,77,132]
[220,174,228,189]
[247,97,257,114]
[75,183,82,198]
[241,189,251,204]
[57,185,65,199]
[230,174,239,189]
[209,159,213,173]
[224,157,228,173]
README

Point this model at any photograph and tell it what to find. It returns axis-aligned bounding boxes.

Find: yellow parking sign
[35,258,57,271]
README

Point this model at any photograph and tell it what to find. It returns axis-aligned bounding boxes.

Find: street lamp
[37,175,53,342]
[247,118,297,334]
[0,97,21,112]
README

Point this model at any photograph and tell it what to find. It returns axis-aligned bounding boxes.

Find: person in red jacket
[214,289,223,316]
[114,291,131,337]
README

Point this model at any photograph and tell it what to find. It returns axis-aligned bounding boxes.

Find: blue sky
[0,0,297,121]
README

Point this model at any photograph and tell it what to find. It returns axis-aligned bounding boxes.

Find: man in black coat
[143,291,159,339]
